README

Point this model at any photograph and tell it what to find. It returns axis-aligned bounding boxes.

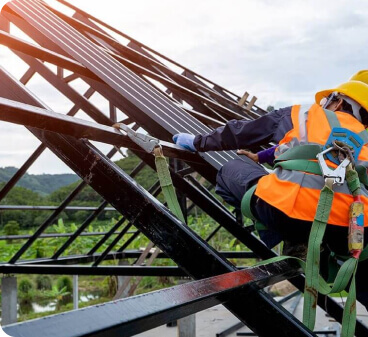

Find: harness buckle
[113,123,160,154]
[317,148,350,185]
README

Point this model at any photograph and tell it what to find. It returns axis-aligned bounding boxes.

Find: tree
[266,105,275,113]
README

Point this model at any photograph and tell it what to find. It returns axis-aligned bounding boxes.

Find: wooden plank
[238,91,249,107]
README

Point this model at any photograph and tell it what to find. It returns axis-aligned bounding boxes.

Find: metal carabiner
[316,147,351,185]
[113,123,160,154]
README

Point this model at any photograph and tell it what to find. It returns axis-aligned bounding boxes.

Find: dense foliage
[0,150,260,322]
[0,167,79,195]
[0,150,158,228]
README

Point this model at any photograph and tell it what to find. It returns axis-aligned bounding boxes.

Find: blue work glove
[172,133,196,152]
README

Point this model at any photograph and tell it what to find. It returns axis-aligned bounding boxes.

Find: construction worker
[173,80,368,310]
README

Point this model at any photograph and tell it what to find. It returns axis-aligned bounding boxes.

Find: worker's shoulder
[268,106,293,117]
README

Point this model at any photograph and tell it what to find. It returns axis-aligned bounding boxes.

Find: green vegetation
[0,167,79,196]
[0,150,257,322]
[19,279,33,293]
[56,276,73,293]
[36,275,52,291]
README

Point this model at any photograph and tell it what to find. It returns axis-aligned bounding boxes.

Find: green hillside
[0,151,158,228]
[0,167,80,196]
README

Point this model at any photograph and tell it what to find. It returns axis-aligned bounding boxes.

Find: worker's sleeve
[257,145,276,165]
[193,106,293,152]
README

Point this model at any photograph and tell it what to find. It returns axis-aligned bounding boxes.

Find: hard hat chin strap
[341,94,363,123]
[322,92,363,123]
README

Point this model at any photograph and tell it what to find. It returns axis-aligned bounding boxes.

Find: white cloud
[1,0,368,172]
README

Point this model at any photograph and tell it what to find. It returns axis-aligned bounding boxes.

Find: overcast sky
[1,0,368,174]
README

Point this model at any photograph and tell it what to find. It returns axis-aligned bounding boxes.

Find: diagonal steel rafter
[3,261,307,337]
[92,181,161,267]
[0,85,95,203]
[51,200,109,259]
[27,129,311,336]
[87,161,147,256]
[0,1,366,329]
[44,5,258,120]
[56,0,261,110]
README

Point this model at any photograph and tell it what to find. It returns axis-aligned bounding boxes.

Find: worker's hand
[237,149,259,163]
[172,133,196,152]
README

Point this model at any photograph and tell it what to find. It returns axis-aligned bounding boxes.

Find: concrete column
[177,279,196,337]
[1,276,17,325]
[73,275,78,310]
[178,314,196,337]
[117,260,131,298]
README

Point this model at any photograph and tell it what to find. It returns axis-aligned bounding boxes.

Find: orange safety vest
[255,103,368,227]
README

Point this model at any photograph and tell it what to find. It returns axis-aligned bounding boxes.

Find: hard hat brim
[316,81,368,112]
[315,89,334,105]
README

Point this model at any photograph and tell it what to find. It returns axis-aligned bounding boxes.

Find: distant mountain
[0,167,80,195]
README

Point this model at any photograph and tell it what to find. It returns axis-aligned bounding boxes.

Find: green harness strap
[324,108,341,128]
[275,144,322,162]
[243,109,367,336]
[241,184,268,231]
[154,147,186,223]
[244,179,361,337]
[303,165,363,337]
[359,129,368,144]
[241,159,364,337]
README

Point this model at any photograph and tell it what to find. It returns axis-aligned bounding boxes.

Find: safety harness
[241,109,368,337]
[113,123,186,224]
[113,120,368,336]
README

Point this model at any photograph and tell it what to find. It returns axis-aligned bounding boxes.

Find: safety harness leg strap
[154,147,186,223]
[303,182,333,330]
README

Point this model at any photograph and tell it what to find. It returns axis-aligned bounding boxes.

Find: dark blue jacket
[193,106,293,151]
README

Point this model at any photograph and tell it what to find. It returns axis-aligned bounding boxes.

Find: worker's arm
[238,146,277,165]
[192,107,292,152]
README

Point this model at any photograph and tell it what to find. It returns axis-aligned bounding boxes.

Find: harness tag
[349,200,364,257]
[324,127,364,165]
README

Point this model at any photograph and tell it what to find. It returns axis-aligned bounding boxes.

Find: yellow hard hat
[315,80,368,112]
[350,70,368,84]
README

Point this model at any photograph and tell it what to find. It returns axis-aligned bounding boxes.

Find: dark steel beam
[0,205,115,211]
[25,125,310,336]
[0,69,95,203]
[51,201,109,259]
[0,96,202,164]
[11,250,256,265]
[0,30,100,82]
[0,264,186,276]
[0,231,130,241]
[8,181,87,263]
[1,6,69,57]
[13,250,137,266]
[55,0,244,102]
[131,152,368,336]
[12,52,112,125]
[3,261,308,337]
[87,161,146,255]
[6,0,235,174]
[92,181,161,265]
[44,6,258,120]
[0,144,45,202]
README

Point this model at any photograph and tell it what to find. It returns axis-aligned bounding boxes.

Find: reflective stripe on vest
[256,103,368,227]
[298,104,314,143]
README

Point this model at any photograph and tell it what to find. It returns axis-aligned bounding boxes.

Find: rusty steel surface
[0,1,366,336]
[3,261,305,337]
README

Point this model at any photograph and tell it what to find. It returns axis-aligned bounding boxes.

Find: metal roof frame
[0,1,366,336]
